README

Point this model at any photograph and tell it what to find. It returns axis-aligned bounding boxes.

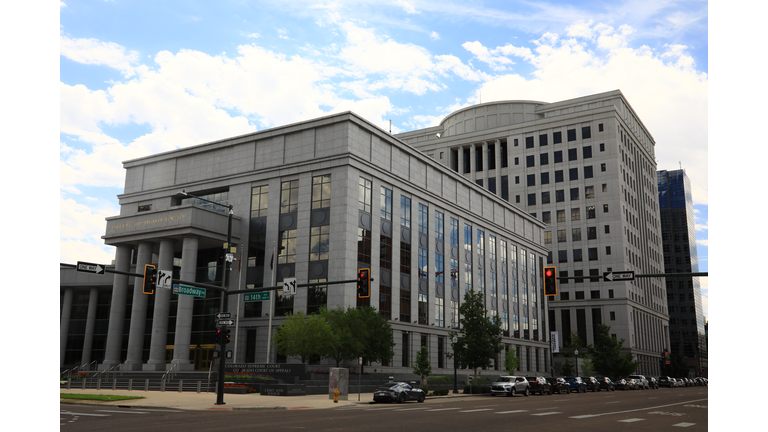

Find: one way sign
[603,271,635,282]
[77,261,105,275]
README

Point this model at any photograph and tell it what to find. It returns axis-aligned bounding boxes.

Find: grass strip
[60,393,146,402]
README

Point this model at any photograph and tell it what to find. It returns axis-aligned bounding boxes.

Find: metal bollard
[113,378,117,390]
[97,377,101,390]
[179,379,183,393]
[82,379,86,390]
[197,381,201,393]
[145,379,149,392]
[129,378,133,391]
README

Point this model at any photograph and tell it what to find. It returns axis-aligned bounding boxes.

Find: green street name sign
[244,292,270,302]
[173,284,206,298]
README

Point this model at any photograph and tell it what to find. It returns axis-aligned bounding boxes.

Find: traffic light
[215,328,223,346]
[357,268,370,298]
[544,266,558,296]
[224,329,231,345]
[143,264,157,294]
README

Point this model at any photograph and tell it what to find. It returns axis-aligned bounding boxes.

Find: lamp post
[452,335,459,394]
[574,349,579,377]
[180,190,233,406]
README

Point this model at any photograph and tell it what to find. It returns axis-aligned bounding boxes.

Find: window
[401,196,412,227]
[527,174,536,187]
[312,175,332,209]
[556,190,565,202]
[610,311,616,320]
[604,225,610,234]
[558,250,568,263]
[539,134,548,146]
[250,185,269,218]
[586,206,595,219]
[310,226,330,261]
[560,270,568,285]
[557,209,566,222]
[475,146,483,172]
[601,163,606,172]
[526,136,534,148]
[568,148,578,161]
[603,204,609,213]
[278,229,297,264]
[476,179,483,187]
[608,289,614,298]
[599,143,605,152]
[554,151,563,163]
[602,183,607,193]
[570,188,579,201]
[569,168,578,181]
[526,155,535,167]
[571,207,580,221]
[588,247,598,261]
[514,157,519,165]
[528,193,536,206]
[567,129,577,142]
[281,180,299,213]
[575,291,585,299]
[541,191,550,204]
[501,176,509,201]
[381,187,393,220]
[358,228,372,264]
[541,172,550,185]
[358,178,372,213]
[488,177,496,194]
[553,131,562,144]
[585,185,595,199]
[584,166,593,179]
[571,228,581,242]
[606,246,611,255]
[582,126,591,140]
[514,138,519,146]
[555,170,564,183]
[544,231,552,244]
[558,230,567,242]
[587,227,597,240]
[488,144,496,170]
[542,211,551,223]
[598,124,604,132]
[573,249,582,262]
[138,204,151,212]
[501,141,508,167]
[540,153,549,165]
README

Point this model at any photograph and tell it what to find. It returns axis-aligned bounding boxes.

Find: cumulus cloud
[60,35,141,77]
[60,195,118,263]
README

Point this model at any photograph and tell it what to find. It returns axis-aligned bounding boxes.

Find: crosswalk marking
[618,418,645,423]
[672,423,697,428]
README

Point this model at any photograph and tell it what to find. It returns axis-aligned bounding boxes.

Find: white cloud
[430,31,440,40]
[396,0,419,14]
[474,22,708,205]
[60,195,118,264]
[60,35,141,77]
[462,41,514,71]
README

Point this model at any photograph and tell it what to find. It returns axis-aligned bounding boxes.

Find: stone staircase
[60,370,217,393]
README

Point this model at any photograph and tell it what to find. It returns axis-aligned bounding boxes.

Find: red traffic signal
[143,264,157,294]
[357,268,371,298]
[544,266,557,296]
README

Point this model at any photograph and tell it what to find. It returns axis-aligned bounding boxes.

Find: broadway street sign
[173,284,206,298]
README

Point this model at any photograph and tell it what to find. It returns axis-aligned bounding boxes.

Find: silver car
[490,376,530,397]
[628,374,649,389]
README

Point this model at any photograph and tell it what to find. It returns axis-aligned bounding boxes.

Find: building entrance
[165,344,216,370]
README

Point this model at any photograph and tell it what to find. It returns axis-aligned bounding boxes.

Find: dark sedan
[546,377,571,394]
[526,376,552,395]
[581,376,601,392]
[597,377,615,391]
[373,382,426,403]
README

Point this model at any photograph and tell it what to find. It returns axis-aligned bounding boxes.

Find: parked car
[648,377,659,389]
[546,377,571,394]
[373,382,426,403]
[626,379,640,390]
[526,376,553,395]
[490,376,530,397]
[596,377,615,391]
[658,376,673,388]
[581,376,601,392]
[628,375,649,389]
[614,379,630,390]
[564,376,587,393]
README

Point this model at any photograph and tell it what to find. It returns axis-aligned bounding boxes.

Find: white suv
[628,375,649,389]
[490,376,530,397]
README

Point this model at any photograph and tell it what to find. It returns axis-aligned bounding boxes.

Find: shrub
[463,385,490,394]
[432,388,450,396]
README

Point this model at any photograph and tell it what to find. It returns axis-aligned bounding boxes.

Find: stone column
[481,141,489,186]
[60,288,73,366]
[494,139,502,194]
[469,143,476,182]
[459,145,466,176]
[80,287,99,369]
[100,245,132,370]
[123,242,155,370]
[145,239,176,370]
[172,236,198,370]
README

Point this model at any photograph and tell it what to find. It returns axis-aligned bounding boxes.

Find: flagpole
[265,241,276,363]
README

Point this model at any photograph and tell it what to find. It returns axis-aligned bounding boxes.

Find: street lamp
[452,335,459,394]
[574,349,579,377]
[180,190,234,406]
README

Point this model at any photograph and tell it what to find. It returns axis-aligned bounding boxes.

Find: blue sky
[56,0,708,315]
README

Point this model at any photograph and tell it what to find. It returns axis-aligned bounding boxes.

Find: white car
[490,376,530,397]
[628,374,649,389]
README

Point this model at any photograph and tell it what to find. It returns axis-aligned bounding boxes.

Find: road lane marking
[95,410,150,414]
[531,412,562,416]
[618,418,646,423]
[458,408,494,413]
[496,410,528,414]
[426,408,459,411]
[672,423,697,427]
[60,411,110,417]
[569,398,707,420]
[394,407,427,411]
[606,401,621,404]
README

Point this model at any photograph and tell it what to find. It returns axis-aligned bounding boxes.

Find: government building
[60,108,552,375]
[396,89,669,376]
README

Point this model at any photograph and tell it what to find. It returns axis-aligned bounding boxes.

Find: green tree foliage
[413,346,432,390]
[504,348,520,375]
[669,353,689,378]
[587,324,640,378]
[321,307,361,367]
[452,289,504,382]
[272,310,334,364]
[560,358,575,376]
[356,306,396,367]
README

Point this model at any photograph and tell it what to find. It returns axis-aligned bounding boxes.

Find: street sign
[244,292,270,302]
[172,284,206,298]
[157,269,173,289]
[218,319,235,326]
[603,271,635,282]
[77,261,105,275]
[283,277,297,295]
[216,312,232,319]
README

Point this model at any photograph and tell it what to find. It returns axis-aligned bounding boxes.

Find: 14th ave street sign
[603,271,635,282]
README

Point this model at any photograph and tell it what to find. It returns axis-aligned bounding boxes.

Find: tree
[562,331,587,376]
[587,324,639,378]
[452,289,504,383]
[560,358,575,376]
[413,346,432,390]
[504,348,520,375]
[272,310,334,364]
[356,306,395,370]
[321,307,361,367]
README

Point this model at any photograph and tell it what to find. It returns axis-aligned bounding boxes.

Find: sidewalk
[60,388,474,411]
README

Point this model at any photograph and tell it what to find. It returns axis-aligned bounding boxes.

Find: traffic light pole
[216,206,233,405]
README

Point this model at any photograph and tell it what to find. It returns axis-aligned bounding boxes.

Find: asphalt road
[61,386,708,431]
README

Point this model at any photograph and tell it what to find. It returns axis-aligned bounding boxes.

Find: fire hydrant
[333,387,340,403]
